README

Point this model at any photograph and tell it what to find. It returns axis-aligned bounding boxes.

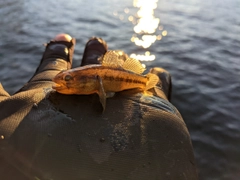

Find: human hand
[0,34,197,180]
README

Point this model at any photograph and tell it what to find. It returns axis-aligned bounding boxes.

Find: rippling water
[0,0,240,179]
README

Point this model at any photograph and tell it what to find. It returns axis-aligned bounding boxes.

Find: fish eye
[64,74,73,81]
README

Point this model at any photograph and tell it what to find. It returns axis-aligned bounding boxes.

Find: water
[0,0,240,179]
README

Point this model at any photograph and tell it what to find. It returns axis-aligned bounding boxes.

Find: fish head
[52,70,76,94]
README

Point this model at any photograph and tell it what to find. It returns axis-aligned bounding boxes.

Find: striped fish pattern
[52,50,159,111]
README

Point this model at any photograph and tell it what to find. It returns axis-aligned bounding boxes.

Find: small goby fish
[52,50,159,111]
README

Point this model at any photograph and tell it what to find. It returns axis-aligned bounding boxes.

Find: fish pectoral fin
[122,58,145,74]
[96,75,106,112]
[145,73,159,90]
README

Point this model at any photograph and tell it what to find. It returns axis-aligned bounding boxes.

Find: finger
[16,34,75,93]
[81,37,107,66]
[149,67,172,101]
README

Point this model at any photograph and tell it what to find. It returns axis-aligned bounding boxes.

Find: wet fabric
[0,39,198,180]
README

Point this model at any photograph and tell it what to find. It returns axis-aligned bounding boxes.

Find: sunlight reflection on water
[126,0,167,61]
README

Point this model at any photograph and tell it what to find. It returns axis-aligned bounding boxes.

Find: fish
[52,50,159,111]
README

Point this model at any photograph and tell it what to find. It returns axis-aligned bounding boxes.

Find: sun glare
[129,0,166,61]
[130,51,156,61]
[115,0,167,61]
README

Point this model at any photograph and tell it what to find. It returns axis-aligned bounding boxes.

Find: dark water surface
[0,0,240,179]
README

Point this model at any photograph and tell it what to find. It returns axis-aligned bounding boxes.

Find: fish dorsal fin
[122,58,145,74]
[99,50,124,68]
[100,50,145,74]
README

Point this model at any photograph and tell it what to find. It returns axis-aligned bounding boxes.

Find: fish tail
[145,73,159,90]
